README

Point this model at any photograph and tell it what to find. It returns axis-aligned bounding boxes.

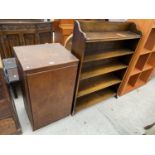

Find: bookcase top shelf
[84,31,141,42]
[76,20,141,43]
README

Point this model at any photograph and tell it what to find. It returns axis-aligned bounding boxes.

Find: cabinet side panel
[15,57,34,127]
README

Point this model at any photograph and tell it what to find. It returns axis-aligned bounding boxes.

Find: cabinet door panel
[27,65,77,130]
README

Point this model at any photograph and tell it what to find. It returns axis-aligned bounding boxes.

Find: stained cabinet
[14,43,78,130]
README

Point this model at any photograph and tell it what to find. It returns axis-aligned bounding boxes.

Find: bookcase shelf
[81,61,127,80]
[78,74,121,97]
[84,31,140,42]
[84,49,134,63]
[118,20,155,96]
[72,20,141,113]
[76,88,116,112]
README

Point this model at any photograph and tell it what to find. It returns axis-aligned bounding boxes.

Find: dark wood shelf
[76,89,116,112]
[78,74,121,97]
[81,61,127,80]
[85,31,140,42]
[84,49,134,63]
[72,20,141,113]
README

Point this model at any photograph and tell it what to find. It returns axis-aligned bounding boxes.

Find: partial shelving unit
[118,20,155,96]
[54,19,74,45]
[71,20,141,113]
[0,56,21,134]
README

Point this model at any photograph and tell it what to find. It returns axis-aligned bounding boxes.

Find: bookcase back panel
[117,55,132,65]
[83,58,114,67]
[85,40,138,55]
[113,69,126,79]
[124,39,140,51]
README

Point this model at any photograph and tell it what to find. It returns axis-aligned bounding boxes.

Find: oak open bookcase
[118,20,155,96]
[71,20,141,113]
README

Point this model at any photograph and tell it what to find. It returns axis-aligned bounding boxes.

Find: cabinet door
[26,65,77,130]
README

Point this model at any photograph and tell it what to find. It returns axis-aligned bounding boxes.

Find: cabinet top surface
[14,43,78,72]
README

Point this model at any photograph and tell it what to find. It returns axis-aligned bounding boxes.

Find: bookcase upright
[71,20,141,113]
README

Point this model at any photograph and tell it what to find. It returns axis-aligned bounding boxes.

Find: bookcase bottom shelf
[75,89,116,112]
[78,74,121,97]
